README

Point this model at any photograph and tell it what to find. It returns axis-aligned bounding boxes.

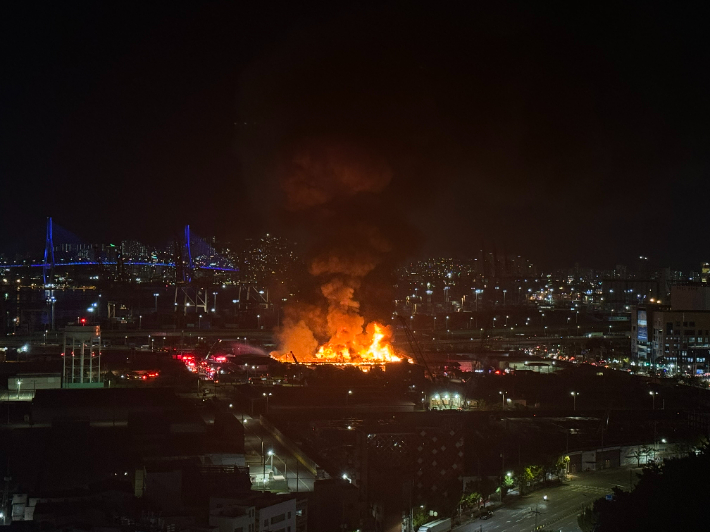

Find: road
[455,467,640,532]
[239,413,316,493]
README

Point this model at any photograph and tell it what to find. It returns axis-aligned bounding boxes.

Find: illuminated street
[455,467,641,532]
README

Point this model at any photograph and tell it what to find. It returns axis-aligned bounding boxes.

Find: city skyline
[3,217,710,279]
[3,3,710,270]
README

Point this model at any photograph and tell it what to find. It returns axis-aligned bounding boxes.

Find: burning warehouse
[272,138,416,369]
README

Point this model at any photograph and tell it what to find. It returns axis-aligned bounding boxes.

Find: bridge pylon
[43,217,55,285]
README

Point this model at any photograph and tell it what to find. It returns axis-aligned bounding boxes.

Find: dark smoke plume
[275,137,412,360]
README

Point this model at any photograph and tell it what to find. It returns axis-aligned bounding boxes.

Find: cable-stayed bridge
[1,218,238,286]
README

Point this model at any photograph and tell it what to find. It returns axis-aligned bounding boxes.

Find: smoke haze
[275,138,409,360]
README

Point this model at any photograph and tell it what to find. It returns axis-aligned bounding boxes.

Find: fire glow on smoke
[271,139,405,366]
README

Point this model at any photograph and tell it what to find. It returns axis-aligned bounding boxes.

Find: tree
[628,445,653,467]
[458,488,481,513]
[514,464,544,495]
[585,445,710,531]
[461,478,497,510]
[412,507,429,530]
[541,454,568,483]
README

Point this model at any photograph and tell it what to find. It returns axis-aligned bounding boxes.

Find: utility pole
[531,504,541,530]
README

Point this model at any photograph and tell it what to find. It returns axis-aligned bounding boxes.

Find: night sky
[2,2,709,269]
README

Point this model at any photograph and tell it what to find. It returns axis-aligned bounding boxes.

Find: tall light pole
[571,391,579,411]
[257,314,261,329]
[267,450,288,485]
[649,391,657,410]
[153,293,159,313]
[212,292,217,313]
[232,299,238,316]
[139,315,142,330]
[263,392,272,414]
[499,390,506,408]
[532,504,541,530]
[503,290,507,306]
[49,296,56,331]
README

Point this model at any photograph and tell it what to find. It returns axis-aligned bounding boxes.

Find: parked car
[480,509,492,520]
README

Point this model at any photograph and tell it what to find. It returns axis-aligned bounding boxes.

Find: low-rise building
[210,494,298,532]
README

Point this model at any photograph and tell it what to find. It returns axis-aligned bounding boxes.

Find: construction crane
[396,316,434,381]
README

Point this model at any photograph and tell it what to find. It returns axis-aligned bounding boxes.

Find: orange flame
[316,322,400,363]
[275,321,401,364]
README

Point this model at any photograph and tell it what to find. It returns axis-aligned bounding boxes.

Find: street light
[649,391,658,410]
[232,299,238,316]
[153,293,159,313]
[571,391,579,411]
[49,296,56,331]
[261,439,266,485]
[212,291,218,313]
[499,390,506,408]
[263,392,272,414]
[268,450,287,484]
[257,314,261,329]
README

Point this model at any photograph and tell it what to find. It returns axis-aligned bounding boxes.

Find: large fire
[273,138,407,367]
[273,321,403,365]
[314,322,400,363]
